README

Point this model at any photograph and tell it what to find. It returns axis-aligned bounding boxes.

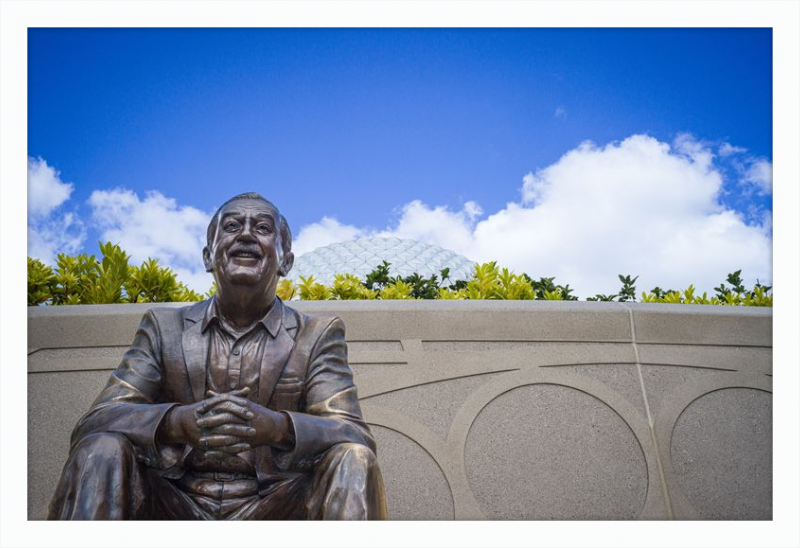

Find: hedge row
[28,243,207,306]
[28,243,773,307]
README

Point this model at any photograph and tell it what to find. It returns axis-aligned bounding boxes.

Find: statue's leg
[304,442,388,520]
[223,474,310,520]
[47,433,148,520]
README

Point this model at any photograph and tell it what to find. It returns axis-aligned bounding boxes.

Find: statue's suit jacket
[70,297,374,494]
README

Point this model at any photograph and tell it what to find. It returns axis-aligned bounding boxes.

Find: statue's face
[204,198,286,288]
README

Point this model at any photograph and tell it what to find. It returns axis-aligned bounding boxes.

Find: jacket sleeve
[277,317,375,470]
[69,309,182,469]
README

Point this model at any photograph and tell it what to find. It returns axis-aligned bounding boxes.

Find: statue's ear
[203,246,213,273]
[279,252,294,277]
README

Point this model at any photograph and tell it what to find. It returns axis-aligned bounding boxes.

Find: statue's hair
[206,192,292,256]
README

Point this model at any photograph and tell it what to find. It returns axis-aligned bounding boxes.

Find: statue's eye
[256,223,272,234]
[224,221,241,232]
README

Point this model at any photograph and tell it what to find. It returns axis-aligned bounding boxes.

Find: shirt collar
[202,295,283,337]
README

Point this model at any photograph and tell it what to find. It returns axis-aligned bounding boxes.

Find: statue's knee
[73,433,134,461]
[328,443,378,467]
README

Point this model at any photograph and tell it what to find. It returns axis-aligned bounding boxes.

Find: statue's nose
[237,225,257,242]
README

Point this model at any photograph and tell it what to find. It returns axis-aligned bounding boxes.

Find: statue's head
[203,192,294,290]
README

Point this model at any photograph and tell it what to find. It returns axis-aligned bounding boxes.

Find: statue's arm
[70,309,180,468]
[277,317,375,469]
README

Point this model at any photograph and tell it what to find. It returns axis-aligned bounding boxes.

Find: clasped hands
[161,387,292,456]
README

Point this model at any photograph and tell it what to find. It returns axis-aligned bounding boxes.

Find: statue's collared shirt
[201,296,283,395]
[185,296,286,475]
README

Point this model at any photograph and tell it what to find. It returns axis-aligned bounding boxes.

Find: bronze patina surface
[48,192,387,520]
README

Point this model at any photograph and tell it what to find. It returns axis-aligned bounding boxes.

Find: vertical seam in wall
[400,339,424,368]
[619,302,674,519]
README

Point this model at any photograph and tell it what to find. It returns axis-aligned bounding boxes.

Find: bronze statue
[48,192,388,520]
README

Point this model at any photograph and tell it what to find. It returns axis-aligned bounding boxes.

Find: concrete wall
[28,301,772,520]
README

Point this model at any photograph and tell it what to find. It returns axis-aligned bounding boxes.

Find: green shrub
[297,275,332,301]
[125,257,202,303]
[332,274,377,300]
[379,279,415,300]
[28,243,773,307]
[276,279,296,301]
[28,258,55,306]
[30,242,200,305]
[640,281,772,307]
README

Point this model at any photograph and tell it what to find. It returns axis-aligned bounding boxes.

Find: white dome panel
[288,237,476,286]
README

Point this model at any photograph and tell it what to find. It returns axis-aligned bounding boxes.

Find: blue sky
[27,28,773,297]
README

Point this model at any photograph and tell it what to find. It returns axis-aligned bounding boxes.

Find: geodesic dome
[287,237,476,286]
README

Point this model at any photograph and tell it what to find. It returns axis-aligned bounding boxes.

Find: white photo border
[2,1,798,547]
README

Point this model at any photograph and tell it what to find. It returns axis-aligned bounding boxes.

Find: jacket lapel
[257,300,297,408]
[182,300,210,403]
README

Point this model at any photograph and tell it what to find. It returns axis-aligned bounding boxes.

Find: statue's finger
[208,401,254,420]
[208,393,251,407]
[196,412,248,429]
[207,424,256,438]
[200,435,242,447]
[199,390,250,413]
[217,443,252,454]
[198,393,230,413]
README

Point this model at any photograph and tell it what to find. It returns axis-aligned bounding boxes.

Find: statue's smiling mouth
[230,249,262,260]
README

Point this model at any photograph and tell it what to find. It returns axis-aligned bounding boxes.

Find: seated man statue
[48,192,388,520]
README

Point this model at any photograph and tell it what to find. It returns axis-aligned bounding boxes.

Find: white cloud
[88,189,214,292]
[673,132,714,170]
[293,134,772,297]
[465,135,771,296]
[463,200,483,220]
[27,157,85,263]
[27,157,74,217]
[719,142,747,157]
[741,159,773,195]
[292,216,369,257]
[27,212,86,265]
[521,171,547,205]
[554,106,567,119]
[375,200,483,254]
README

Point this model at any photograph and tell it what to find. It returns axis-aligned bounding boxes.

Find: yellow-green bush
[29,244,772,307]
[28,242,202,306]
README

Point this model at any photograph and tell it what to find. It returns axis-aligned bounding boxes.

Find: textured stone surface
[28,346,128,373]
[297,300,634,343]
[350,363,405,380]
[28,370,111,520]
[370,426,454,520]
[28,302,772,521]
[628,303,771,347]
[545,364,646,414]
[641,365,721,421]
[671,388,772,520]
[364,372,507,440]
[637,343,771,372]
[28,303,183,349]
[423,341,625,353]
[465,385,648,520]
[348,341,403,352]
[423,342,635,368]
